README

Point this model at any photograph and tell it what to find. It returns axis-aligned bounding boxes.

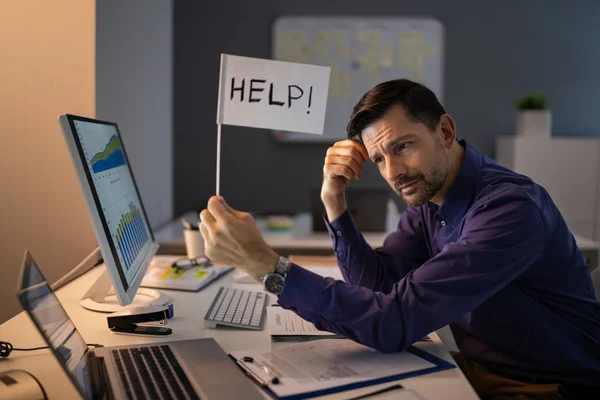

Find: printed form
[231,339,436,398]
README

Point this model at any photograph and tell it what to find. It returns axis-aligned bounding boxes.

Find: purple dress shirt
[277,140,600,386]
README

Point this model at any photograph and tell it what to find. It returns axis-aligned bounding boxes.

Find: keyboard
[111,345,199,400]
[204,287,268,330]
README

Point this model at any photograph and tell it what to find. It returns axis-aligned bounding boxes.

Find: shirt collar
[435,140,481,227]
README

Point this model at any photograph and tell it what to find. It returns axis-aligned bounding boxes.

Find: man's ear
[438,114,456,147]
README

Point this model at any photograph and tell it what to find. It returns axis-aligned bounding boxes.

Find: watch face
[265,273,285,294]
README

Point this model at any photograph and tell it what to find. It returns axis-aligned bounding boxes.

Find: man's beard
[393,159,448,207]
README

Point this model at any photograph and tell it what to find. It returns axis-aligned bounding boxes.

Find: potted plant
[515,93,552,137]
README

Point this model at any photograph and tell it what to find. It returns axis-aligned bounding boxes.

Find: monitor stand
[80,267,172,313]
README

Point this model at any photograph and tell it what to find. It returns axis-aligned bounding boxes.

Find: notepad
[141,261,233,291]
[230,338,455,400]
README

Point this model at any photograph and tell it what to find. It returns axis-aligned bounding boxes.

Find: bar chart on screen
[113,203,149,271]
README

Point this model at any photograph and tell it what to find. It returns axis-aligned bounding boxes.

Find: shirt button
[336,231,342,236]
[440,221,446,226]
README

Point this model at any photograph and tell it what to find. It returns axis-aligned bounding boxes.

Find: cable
[0,341,104,357]
[0,341,48,357]
[51,246,101,290]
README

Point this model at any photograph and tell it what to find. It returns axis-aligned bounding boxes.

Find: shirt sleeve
[278,196,545,353]
[325,207,429,293]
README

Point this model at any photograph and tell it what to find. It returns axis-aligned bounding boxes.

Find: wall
[0,0,97,323]
[96,0,173,229]
[173,0,600,216]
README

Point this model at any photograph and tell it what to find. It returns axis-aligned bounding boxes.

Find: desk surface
[155,211,394,252]
[156,211,600,253]
[0,257,479,400]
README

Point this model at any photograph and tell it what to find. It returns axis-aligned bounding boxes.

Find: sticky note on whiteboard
[216,54,331,135]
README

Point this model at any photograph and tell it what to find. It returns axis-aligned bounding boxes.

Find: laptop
[17,250,264,400]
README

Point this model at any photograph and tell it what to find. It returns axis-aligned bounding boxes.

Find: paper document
[268,306,430,342]
[268,306,342,340]
[230,339,449,399]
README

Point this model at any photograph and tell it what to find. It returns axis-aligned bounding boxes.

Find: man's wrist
[321,194,347,222]
[251,249,279,280]
[321,190,345,206]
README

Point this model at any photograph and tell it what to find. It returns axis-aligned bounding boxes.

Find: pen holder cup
[183,229,205,259]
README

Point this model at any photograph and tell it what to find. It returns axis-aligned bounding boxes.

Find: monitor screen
[19,252,94,399]
[68,117,153,292]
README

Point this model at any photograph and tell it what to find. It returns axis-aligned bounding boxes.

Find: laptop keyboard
[112,345,199,400]
[204,287,268,330]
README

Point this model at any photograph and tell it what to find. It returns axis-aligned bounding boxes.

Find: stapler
[107,304,174,336]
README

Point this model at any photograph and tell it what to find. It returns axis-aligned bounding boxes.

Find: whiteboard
[271,17,444,142]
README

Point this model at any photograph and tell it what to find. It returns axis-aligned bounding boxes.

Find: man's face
[362,105,450,207]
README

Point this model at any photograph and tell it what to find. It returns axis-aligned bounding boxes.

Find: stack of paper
[268,306,344,341]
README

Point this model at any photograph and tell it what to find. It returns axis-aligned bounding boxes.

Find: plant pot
[516,110,552,138]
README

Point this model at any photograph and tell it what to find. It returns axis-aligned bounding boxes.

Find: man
[199,79,600,399]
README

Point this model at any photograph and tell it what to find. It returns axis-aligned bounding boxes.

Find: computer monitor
[58,114,170,312]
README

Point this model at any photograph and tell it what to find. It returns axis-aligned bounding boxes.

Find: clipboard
[229,339,455,400]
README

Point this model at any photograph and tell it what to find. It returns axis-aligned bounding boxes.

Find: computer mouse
[0,370,46,400]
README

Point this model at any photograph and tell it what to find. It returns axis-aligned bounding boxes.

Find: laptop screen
[18,252,94,399]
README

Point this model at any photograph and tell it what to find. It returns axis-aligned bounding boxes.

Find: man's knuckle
[214,226,225,237]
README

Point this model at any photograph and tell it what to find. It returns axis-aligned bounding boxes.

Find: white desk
[0,258,479,400]
[156,211,600,270]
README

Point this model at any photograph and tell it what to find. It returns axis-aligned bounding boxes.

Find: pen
[236,358,281,386]
[261,364,281,384]
[347,383,404,399]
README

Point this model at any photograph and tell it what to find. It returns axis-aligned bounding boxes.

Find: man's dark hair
[346,79,446,141]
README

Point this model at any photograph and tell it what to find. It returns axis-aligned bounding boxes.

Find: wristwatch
[262,256,291,296]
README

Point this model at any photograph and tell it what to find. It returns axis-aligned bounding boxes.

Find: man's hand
[321,139,369,221]
[199,196,279,281]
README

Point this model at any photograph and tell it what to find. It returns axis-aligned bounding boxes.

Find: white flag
[216,54,330,135]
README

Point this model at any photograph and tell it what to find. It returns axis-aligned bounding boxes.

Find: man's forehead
[362,127,421,150]
[361,106,417,142]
